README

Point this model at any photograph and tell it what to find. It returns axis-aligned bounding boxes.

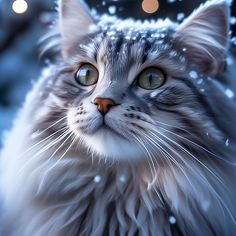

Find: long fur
[1,0,236,235]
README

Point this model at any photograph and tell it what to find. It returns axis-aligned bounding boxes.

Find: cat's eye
[137,67,165,90]
[74,64,98,86]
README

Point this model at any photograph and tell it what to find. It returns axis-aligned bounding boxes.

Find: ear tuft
[175,0,230,76]
[58,0,96,56]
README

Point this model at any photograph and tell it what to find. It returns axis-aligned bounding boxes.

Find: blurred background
[0,0,236,147]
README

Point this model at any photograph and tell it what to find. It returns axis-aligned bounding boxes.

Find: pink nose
[93,98,116,114]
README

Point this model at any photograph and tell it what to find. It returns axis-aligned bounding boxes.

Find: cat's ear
[175,0,230,76]
[58,0,96,56]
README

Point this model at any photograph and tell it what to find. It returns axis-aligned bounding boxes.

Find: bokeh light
[12,0,28,14]
[142,0,159,14]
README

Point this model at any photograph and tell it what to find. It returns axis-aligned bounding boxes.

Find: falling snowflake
[94,175,101,183]
[177,12,185,21]
[225,139,230,147]
[231,37,236,45]
[227,56,234,66]
[150,91,158,98]
[230,17,236,25]
[189,70,198,79]
[225,89,234,99]
[197,78,203,85]
[108,5,116,15]
[119,176,126,183]
[168,215,177,224]
[202,200,210,212]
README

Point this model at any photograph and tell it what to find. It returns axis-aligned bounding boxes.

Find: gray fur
[1,0,236,235]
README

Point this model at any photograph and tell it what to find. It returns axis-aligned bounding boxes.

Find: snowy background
[0,0,236,148]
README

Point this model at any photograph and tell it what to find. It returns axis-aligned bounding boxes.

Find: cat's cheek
[67,108,81,135]
[67,107,102,136]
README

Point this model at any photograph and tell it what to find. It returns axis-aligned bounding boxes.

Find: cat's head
[38,0,230,161]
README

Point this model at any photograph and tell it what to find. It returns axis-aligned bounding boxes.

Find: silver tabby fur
[0,0,236,235]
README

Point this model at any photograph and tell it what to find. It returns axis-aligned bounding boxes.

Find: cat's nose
[92,97,117,114]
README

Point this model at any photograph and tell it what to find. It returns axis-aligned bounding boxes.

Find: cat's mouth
[97,122,127,139]
[101,115,136,140]
[68,110,144,160]
[67,109,128,139]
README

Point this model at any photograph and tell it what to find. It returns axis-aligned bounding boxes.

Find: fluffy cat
[0,0,236,235]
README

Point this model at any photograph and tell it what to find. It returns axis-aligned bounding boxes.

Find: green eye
[137,67,165,90]
[75,64,98,86]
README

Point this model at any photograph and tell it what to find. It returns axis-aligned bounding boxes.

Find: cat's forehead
[97,16,175,37]
[88,17,181,69]
[75,16,185,75]
[98,16,174,31]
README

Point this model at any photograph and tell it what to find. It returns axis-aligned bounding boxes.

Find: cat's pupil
[148,74,153,85]
[81,69,90,80]
[85,69,90,82]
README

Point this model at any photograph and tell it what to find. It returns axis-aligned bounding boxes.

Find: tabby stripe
[141,36,152,64]
[175,77,224,133]
[114,34,124,56]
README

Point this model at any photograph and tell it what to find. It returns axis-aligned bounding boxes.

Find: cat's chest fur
[1,147,174,236]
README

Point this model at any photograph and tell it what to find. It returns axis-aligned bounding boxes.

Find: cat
[0,0,236,235]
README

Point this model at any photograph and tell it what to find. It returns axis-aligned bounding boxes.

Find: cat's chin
[80,127,145,161]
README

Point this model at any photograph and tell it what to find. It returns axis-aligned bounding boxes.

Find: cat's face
[38,0,230,161]
[64,22,190,160]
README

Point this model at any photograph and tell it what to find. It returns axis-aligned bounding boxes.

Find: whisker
[50,133,77,169]
[151,130,223,182]
[158,126,236,165]
[144,118,234,165]
[34,116,67,137]
[18,123,68,159]
[149,130,236,224]
[47,131,74,162]
[140,131,195,189]
[131,134,157,182]
[18,129,71,174]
